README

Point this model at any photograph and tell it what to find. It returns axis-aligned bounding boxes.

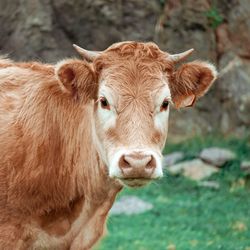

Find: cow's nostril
[146,155,156,169]
[119,155,132,170]
[121,153,156,170]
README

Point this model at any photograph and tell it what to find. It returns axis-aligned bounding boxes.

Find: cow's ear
[169,61,217,108]
[55,59,97,100]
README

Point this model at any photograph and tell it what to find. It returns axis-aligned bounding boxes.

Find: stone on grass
[198,181,220,189]
[241,161,250,174]
[200,147,236,167]
[110,195,153,216]
[162,152,184,167]
[167,159,219,181]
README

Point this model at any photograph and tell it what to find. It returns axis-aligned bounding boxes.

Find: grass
[97,135,250,250]
[205,7,223,29]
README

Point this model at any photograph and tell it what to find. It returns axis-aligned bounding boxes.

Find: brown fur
[0,58,121,249]
[0,41,216,249]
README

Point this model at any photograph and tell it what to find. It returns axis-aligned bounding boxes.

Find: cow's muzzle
[109,150,163,187]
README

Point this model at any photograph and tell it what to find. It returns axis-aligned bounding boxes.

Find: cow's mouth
[118,178,153,188]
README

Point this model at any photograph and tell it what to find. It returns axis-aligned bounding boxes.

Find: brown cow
[0,41,217,249]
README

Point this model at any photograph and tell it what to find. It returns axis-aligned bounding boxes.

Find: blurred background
[0,0,250,140]
[0,0,249,249]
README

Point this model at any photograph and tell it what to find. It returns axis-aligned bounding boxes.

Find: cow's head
[56,42,217,187]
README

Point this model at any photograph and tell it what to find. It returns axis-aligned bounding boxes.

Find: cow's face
[56,42,217,187]
[93,63,171,187]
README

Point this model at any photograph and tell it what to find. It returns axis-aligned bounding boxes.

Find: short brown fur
[0,41,216,249]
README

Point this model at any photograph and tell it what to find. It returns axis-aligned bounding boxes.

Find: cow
[0,41,217,249]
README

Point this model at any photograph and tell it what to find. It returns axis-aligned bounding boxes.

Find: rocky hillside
[0,0,249,140]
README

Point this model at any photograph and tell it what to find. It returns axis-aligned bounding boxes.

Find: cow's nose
[118,153,156,177]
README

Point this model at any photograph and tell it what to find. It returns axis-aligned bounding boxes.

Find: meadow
[98,136,250,250]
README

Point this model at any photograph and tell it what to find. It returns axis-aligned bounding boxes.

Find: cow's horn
[168,48,194,63]
[73,44,101,61]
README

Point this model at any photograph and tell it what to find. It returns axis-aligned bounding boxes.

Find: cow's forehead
[99,75,171,110]
[100,60,167,90]
[100,73,167,95]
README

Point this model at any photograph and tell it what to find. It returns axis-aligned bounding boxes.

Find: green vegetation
[205,7,223,29]
[98,136,250,250]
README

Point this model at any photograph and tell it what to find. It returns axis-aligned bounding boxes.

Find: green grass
[205,7,223,29]
[97,135,250,250]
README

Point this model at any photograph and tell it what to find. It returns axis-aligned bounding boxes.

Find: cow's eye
[160,99,169,111]
[100,96,110,110]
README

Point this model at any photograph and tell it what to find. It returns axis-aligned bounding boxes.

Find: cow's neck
[47,98,120,204]
[19,84,121,214]
[18,87,122,245]
[58,102,119,200]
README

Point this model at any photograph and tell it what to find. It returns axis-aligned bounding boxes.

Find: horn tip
[73,44,86,54]
[73,44,80,49]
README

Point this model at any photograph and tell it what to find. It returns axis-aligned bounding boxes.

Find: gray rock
[167,159,219,181]
[200,147,236,167]
[241,161,250,174]
[1,0,250,137]
[198,180,220,189]
[162,152,184,167]
[218,55,250,134]
[110,195,153,216]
